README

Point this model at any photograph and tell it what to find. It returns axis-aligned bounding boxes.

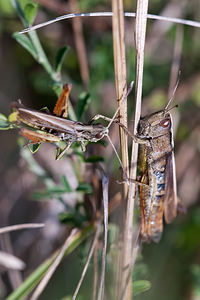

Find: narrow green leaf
[34,187,69,199]
[0,114,10,130]
[52,82,63,97]
[75,92,91,121]
[11,0,28,26]
[28,143,40,154]
[55,46,68,73]
[61,175,72,192]
[84,155,104,163]
[76,183,93,194]
[13,33,37,59]
[24,3,38,25]
[132,280,151,296]
[58,212,86,227]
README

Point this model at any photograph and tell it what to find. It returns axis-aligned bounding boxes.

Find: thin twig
[19,12,200,34]
[72,222,101,300]
[97,171,109,300]
[30,228,78,300]
[0,223,44,234]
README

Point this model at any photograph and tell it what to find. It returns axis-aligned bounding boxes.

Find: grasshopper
[136,96,179,243]
[10,82,134,177]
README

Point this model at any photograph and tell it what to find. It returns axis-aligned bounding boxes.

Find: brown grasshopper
[136,97,179,243]
[10,82,134,177]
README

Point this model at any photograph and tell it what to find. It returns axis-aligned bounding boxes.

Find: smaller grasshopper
[10,82,134,178]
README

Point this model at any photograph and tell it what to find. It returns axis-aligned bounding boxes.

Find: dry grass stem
[19,12,200,34]
[30,228,78,300]
[72,222,101,300]
[111,1,128,298]
[0,223,44,234]
[92,243,98,300]
[97,172,109,300]
[122,1,149,299]
[111,0,129,184]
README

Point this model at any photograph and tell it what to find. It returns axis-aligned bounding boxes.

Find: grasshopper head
[137,109,172,139]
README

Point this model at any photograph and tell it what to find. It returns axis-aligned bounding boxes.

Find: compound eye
[160,118,171,128]
[95,132,103,139]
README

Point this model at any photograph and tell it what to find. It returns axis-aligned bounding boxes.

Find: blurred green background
[0,0,200,299]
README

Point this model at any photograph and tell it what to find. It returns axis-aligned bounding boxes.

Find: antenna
[165,70,181,111]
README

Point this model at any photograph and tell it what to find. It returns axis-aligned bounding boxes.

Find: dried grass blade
[30,228,78,300]
[72,222,101,300]
[111,1,129,298]
[122,1,149,299]
[19,12,200,34]
[0,223,44,234]
[111,0,129,183]
[97,172,109,300]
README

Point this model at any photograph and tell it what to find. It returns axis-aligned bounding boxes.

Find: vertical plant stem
[111,1,128,298]
[122,1,149,299]
[111,0,129,183]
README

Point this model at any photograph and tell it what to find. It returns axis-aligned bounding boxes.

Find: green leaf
[28,143,40,154]
[24,3,38,25]
[76,183,93,194]
[52,82,63,97]
[75,92,91,121]
[84,155,104,163]
[0,1,15,16]
[61,175,72,192]
[58,212,86,227]
[34,187,70,199]
[132,280,151,296]
[13,33,37,59]
[55,46,68,73]
[0,114,10,130]
[11,0,28,26]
